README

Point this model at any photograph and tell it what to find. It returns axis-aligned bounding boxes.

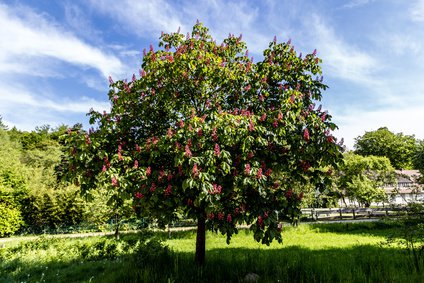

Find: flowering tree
[61,23,342,264]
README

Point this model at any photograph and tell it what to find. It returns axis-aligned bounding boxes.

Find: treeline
[0,121,124,237]
[1,119,423,237]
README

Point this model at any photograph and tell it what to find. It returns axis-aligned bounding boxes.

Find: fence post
[339,208,343,220]
[352,209,356,220]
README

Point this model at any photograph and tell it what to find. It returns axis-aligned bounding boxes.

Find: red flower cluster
[192,163,199,178]
[184,145,192,158]
[150,183,156,193]
[211,127,218,142]
[111,176,118,187]
[303,128,310,141]
[210,183,222,195]
[244,163,251,175]
[135,192,144,199]
[248,119,255,132]
[214,143,221,156]
[256,168,263,179]
[164,184,172,196]
[146,166,152,176]
[285,189,293,199]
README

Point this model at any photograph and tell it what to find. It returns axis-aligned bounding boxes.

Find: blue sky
[1,0,423,149]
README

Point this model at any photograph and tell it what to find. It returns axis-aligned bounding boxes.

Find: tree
[60,23,342,264]
[337,153,395,207]
[354,127,416,169]
[413,140,424,182]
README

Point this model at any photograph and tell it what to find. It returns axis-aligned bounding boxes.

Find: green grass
[0,222,422,282]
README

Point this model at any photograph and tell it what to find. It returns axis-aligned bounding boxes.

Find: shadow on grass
[1,237,421,283]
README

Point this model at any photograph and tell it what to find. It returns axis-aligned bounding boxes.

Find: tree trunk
[195,216,206,265]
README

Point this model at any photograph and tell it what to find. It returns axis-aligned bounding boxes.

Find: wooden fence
[301,207,408,221]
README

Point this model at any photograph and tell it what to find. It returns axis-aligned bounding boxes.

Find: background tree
[338,153,395,207]
[354,127,416,169]
[413,140,424,182]
[60,22,342,264]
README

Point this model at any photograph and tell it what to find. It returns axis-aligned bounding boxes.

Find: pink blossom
[111,177,119,187]
[257,216,264,227]
[218,212,224,220]
[134,160,139,169]
[150,183,156,192]
[227,214,232,223]
[108,76,114,85]
[135,192,144,199]
[214,143,221,156]
[285,189,293,199]
[303,128,310,141]
[178,120,185,128]
[321,113,327,121]
[259,113,267,122]
[132,74,136,82]
[184,145,192,158]
[247,152,254,159]
[265,168,272,177]
[244,163,251,175]
[256,168,263,179]
[212,127,218,142]
[192,163,199,177]
[143,48,147,56]
[208,213,215,220]
[244,84,251,92]
[164,184,172,196]
[146,167,152,176]
[197,128,203,137]
[135,144,141,153]
[102,165,107,172]
[167,128,173,138]
[248,119,255,132]
[273,120,278,128]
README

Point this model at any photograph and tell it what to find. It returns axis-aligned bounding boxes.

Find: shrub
[0,203,23,237]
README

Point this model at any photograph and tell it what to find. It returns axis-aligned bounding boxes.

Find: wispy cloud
[342,0,374,9]
[0,82,109,130]
[0,3,126,79]
[309,15,379,84]
[89,0,186,37]
[411,0,424,22]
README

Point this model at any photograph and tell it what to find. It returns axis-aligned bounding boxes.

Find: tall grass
[0,222,422,282]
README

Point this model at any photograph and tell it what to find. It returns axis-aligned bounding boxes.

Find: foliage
[386,203,424,272]
[0,203,23,237]
[337,153,395,207]
[20,187,86,233]
[60,23,342,262]
[413,140,424,181]
[354,127,416,169]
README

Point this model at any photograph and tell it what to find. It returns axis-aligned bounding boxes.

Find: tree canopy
[337,153,395,207]
[354,127,416,170]
[60,23,342,264]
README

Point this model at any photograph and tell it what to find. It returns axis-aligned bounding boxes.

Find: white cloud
[333,105,424,150]
[310,15,379,85]
[0,3,126,79]
[342,0,374,9]
[90,0,186,37]
[0,83,110,130]
[411,0,424,22]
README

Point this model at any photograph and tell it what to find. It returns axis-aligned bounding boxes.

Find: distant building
[385,170,424,204]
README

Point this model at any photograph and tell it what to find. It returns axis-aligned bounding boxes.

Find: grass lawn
[0,221,422,282]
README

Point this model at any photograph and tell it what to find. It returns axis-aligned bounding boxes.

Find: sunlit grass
[0,222,421,282]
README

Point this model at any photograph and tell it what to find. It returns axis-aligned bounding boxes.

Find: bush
[0,203,23,237]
